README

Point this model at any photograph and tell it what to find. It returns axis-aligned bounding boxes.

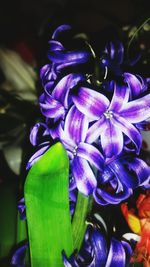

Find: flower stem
[72,192,93,251]
[127,17,150,56]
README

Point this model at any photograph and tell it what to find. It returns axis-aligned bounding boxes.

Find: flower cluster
[28,24,150,206]
[12,24,150,267]
[63,226,132,267]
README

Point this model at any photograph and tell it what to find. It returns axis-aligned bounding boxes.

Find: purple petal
[48,50,91,65]
[105,41,124,64]
[90,230,107,266]
[128,157,150,186]
[40,64,57,87]
[64,105,89,144]
[105,238,126,267]
[52,24,71,39]
[26,144,50,170]
[48,40,64,51]
[50,119,64,139]
[72,87,109,120]
[86,117,108,143]
[77,143,104,170]
[121,240,133,266]
[52,73,84,108]
[120,93,150,123]
[11,244,27,266]
[108,82,129,112]
[30,123,48,146]
[123,72,145,97]
[72,156,97,195]
[62,251,79,267]
[18,198,26,220]
[109,159,138,189]
[100,119,124,158]
[40,64,51,79]
[94,186,132,205]
[113,115,142,153]
[39,93,65,119]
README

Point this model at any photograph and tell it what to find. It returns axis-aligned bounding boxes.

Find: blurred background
[0,0,149,266]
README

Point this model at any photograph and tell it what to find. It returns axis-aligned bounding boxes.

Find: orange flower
[121,190,150,266]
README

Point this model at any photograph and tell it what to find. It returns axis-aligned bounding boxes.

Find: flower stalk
[72,192,93,251]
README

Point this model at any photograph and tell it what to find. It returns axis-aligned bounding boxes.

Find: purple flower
[26,123,51,169]
[39,73,85,120]
[101,41,148,98]
[40,25,92,91]
[47,25,92,71]
[40,63,57,91]
[11,244,28,267]
[63,227,132,267]
[94,154,150,205]
[18,198,26,220]
[72,81,150,158]
[53,105,104,195]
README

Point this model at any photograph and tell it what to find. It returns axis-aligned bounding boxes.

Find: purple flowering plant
[12,25,150,266]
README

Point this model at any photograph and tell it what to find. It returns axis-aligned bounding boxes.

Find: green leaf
[24,142,73,267]
[72,192,93,251]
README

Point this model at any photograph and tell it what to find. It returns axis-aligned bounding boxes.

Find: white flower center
[73,145,78,156]
[104,110,113,119]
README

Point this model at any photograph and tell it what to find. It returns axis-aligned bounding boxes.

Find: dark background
[0,0,149,55]
[0,1,149,266]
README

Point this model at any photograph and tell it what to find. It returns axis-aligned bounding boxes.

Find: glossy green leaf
[72,192,93,251]
[24,142,73,267]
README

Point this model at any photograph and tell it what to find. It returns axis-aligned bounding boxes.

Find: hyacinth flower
[16,24,150,267]
[39,73,85,121]
[94,153,150,205]
[63,226,132,267]
[27,104,150,205]
[72,81,150,158]
[51,105,104,195]
[26,122,51,169]
[40,25,92,91]
[101,41,149,98]
[11,226,132,267]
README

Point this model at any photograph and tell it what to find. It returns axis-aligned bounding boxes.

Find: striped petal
[120,93,150,123]
[77,142,104,170]
[39,93,65,119]
[86,117,107,143]
[113,115,142,153]
[108,82,130,112]
[108,159,139,188]
[121,240,133,266]
[48,40,64,51]
[90,230,107,266]
[105,238,126,267]
[52,24,71,39]
[30,123,48,146]
[26,144,50,170]
[52,73,84,108]
[48,50,91,65]
[94,186,132,205]
[72,87,110,120]
[127,157,150,186]
[105,41,124,64]
[123,72,146,97]
[100,119,123,158]
[72,156,97,195]
[64,105,89,144]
